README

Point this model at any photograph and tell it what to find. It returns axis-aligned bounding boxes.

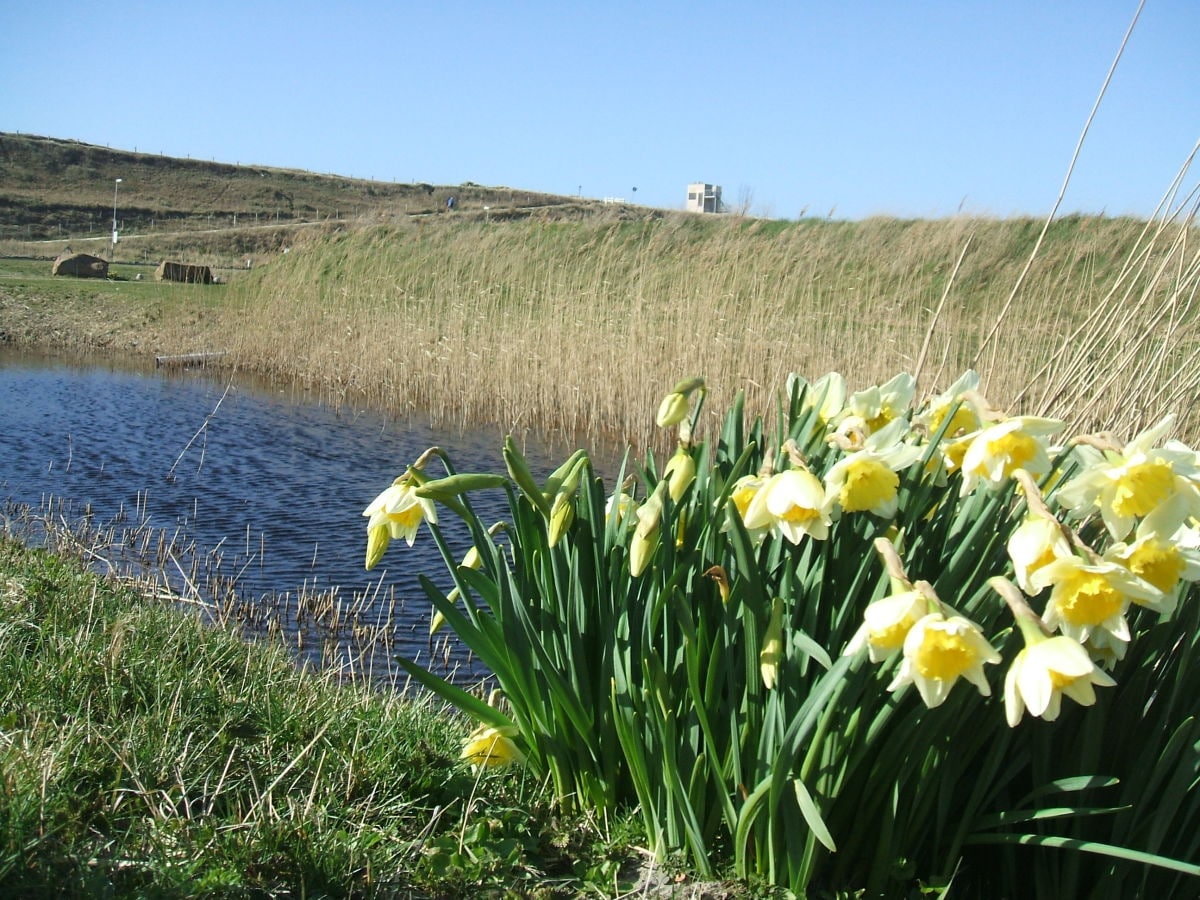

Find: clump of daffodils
[703,371,1200,722]
[357,368,1200,893]
[361,368,1200,754]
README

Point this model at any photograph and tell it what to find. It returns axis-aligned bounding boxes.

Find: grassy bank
[7,209,1196,449]
[0,536,714,898]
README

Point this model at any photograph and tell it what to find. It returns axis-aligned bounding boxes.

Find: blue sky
[2,1,1196,219]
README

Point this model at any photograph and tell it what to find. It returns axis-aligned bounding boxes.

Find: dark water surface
[0,348,568,684]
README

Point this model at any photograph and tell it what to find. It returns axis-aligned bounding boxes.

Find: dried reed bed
[219,209,1199,448]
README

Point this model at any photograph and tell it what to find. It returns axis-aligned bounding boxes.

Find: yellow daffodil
[844,588,927,663]
[790,371,847,431]
[921,429,974,487]
[1103,496,1200,617]
[940,432,976,476]
[915,370,984,441]
[888,612,1000,708]
[461,724,526,768]
[1004,632,1116,726]
[824,418,924,517]
[729,474,766,521]
[958,416,1065,495]
[830,455,900,515]
[362,476,438,569]
[992,573,1115,725]
[724,473,773,543]
[838,372,917,434]
[1030,555,1158,645]
[743,468,833,544]
[605,490,637,525]
[1007,509,1072,594]
[1057,415,1200,540]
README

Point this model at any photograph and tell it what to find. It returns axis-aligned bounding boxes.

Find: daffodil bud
[675,510,688,548]
[430,608,447,635]
[671,377,706,395]
[760,597,784,689]
[365,522,391,571]
[542,449,589,502]
[629,526,659,577]
[435,543,488,634]
[548,495,575,547]
[704,565,731,602]
[415,472,509,501]
[663,448,696,502]
[543,454,588,534]
[635,483,666,539]
[656,378,705,427]
[629,484,666,577]
[504,435,551,516]
[656,392,689,428]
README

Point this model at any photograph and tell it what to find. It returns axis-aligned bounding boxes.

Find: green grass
[2,258,163,295]
[0,537,682,898]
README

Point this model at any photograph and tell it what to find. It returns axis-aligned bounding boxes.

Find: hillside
[0,132,635,246]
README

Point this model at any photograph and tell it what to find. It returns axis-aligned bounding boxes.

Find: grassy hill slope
[0,131,613,246]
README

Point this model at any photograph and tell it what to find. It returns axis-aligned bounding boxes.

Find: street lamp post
[111,178,122,261]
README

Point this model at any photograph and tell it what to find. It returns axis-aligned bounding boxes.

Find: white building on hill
[686,183,722,213]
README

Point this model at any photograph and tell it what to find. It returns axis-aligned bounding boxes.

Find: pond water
[0,347,575,686]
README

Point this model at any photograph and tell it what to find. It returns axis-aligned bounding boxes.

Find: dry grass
[215,207,1199,449]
